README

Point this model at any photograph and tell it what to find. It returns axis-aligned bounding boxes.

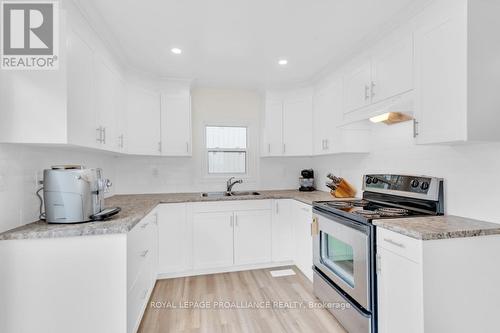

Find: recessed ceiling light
[278,59,288,66]
[171,48,182,55]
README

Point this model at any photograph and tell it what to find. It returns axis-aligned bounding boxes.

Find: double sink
[201,177,260,198]
[201,191,261,198]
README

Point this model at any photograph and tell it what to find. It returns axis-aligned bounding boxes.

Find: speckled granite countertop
[373,215,500,240]
[0,190,336,241]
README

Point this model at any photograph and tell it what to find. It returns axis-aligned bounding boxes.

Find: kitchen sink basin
[200,191,260,197]
[230,191,261,196]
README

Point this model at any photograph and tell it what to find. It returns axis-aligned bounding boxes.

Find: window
[206,126,247,174]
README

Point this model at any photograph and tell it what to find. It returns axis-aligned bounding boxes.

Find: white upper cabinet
[413,0,500,144]
[93,57,119,152]
[160,93,192,156]
[313,79,342,155]
[342,35,414,121]
[371,35,414,104]
[262,90,312,157]
[262,99,283,156]
[283,93,313,156]
[126,84,161,156]
[343,61,372,114]
[67,30,97,149]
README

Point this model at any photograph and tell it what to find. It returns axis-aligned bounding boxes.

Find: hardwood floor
[138,266,347,333]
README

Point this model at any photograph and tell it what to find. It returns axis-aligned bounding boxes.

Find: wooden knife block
[330,179,356,198]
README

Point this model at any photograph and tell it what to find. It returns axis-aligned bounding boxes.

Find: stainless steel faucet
[226,177,243,193]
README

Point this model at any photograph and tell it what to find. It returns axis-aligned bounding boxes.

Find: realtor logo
[1,1,59,70]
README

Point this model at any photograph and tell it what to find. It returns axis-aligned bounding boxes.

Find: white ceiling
[78,0,420,88]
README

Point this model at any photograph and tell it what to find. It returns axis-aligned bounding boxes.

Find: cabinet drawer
[377,228,422,263]
[127,266,152,333]
[128,216,154,291]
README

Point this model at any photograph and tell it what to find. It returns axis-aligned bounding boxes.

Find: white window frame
[203,123,251,179]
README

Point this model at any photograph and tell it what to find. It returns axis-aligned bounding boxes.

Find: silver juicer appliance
[41,165,121,223]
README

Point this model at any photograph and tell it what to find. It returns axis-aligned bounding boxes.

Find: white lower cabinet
[292,201,314,281]
[192,211,235,270]
[376,227,500,333]
[157,200,297,277]
[127,211,158,333]
[234,210,272,265]
[377,246,423,333]
[157,203,190,274]
[271,199,294,262]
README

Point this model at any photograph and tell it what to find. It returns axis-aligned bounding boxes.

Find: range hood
[342,90,414,125]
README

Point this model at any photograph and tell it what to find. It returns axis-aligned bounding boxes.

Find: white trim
[202,122,257,181]
[156,261,293,280]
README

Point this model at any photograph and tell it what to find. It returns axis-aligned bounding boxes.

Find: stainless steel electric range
[312,174,444,333]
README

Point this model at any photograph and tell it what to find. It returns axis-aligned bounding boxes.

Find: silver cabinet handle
[96,126,103,143]
[140,249,149,257]
[325,139,329,150]
[413,119,419,138]
[268,143,271,154]
[158,142,162,153]
[364,85,370,100]
[283,143,286,154]
[383,238,405,248]
[186,142,189,153]
[301,207,310,213]
[230,215,233,227]
[140,222,149,229]
[235,214,238,227]
[370,81,376,99]
[118,134,124,148]
[275,201,279,214]
[102,127,106,144]
[154,212,159,225]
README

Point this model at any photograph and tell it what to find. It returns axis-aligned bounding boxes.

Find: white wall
[114,88,311,194]
[0,144,116,233]
[313,121,500,223]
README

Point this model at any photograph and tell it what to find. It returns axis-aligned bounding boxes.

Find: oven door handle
[313,207,371,235]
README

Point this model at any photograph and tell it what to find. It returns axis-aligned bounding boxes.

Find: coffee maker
[42,165,121,223]
[299,169,315,192]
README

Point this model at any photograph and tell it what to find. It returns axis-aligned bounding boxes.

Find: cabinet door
[343,61,372,113]
[293,202,313,281]
[234,210,272,265]
[283,96,313,156]
[271,200,294,262]
[114,78,127,152]
[67,30,97,148]
[126,84,161,155]
[377,247,423,333]
[371,35,414,103]
[94,57,117,151]
[414,8,467,144]
[160,94,192,156]
[192,211,234,270]
[157,204,189,274]
[263,99,283,156]
[313,79,342,155]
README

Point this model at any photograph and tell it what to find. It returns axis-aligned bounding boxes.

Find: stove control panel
[363,174,442,201]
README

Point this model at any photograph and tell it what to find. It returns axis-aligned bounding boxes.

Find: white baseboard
[156,261,294,280]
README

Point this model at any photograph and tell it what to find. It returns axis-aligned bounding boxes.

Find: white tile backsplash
[0,144,116,233]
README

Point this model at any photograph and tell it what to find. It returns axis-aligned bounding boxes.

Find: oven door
[313,211,371,311]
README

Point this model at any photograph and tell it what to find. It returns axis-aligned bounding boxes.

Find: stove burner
[326,200,369,209]
[376,207,409,217]
[354,210,380,216]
